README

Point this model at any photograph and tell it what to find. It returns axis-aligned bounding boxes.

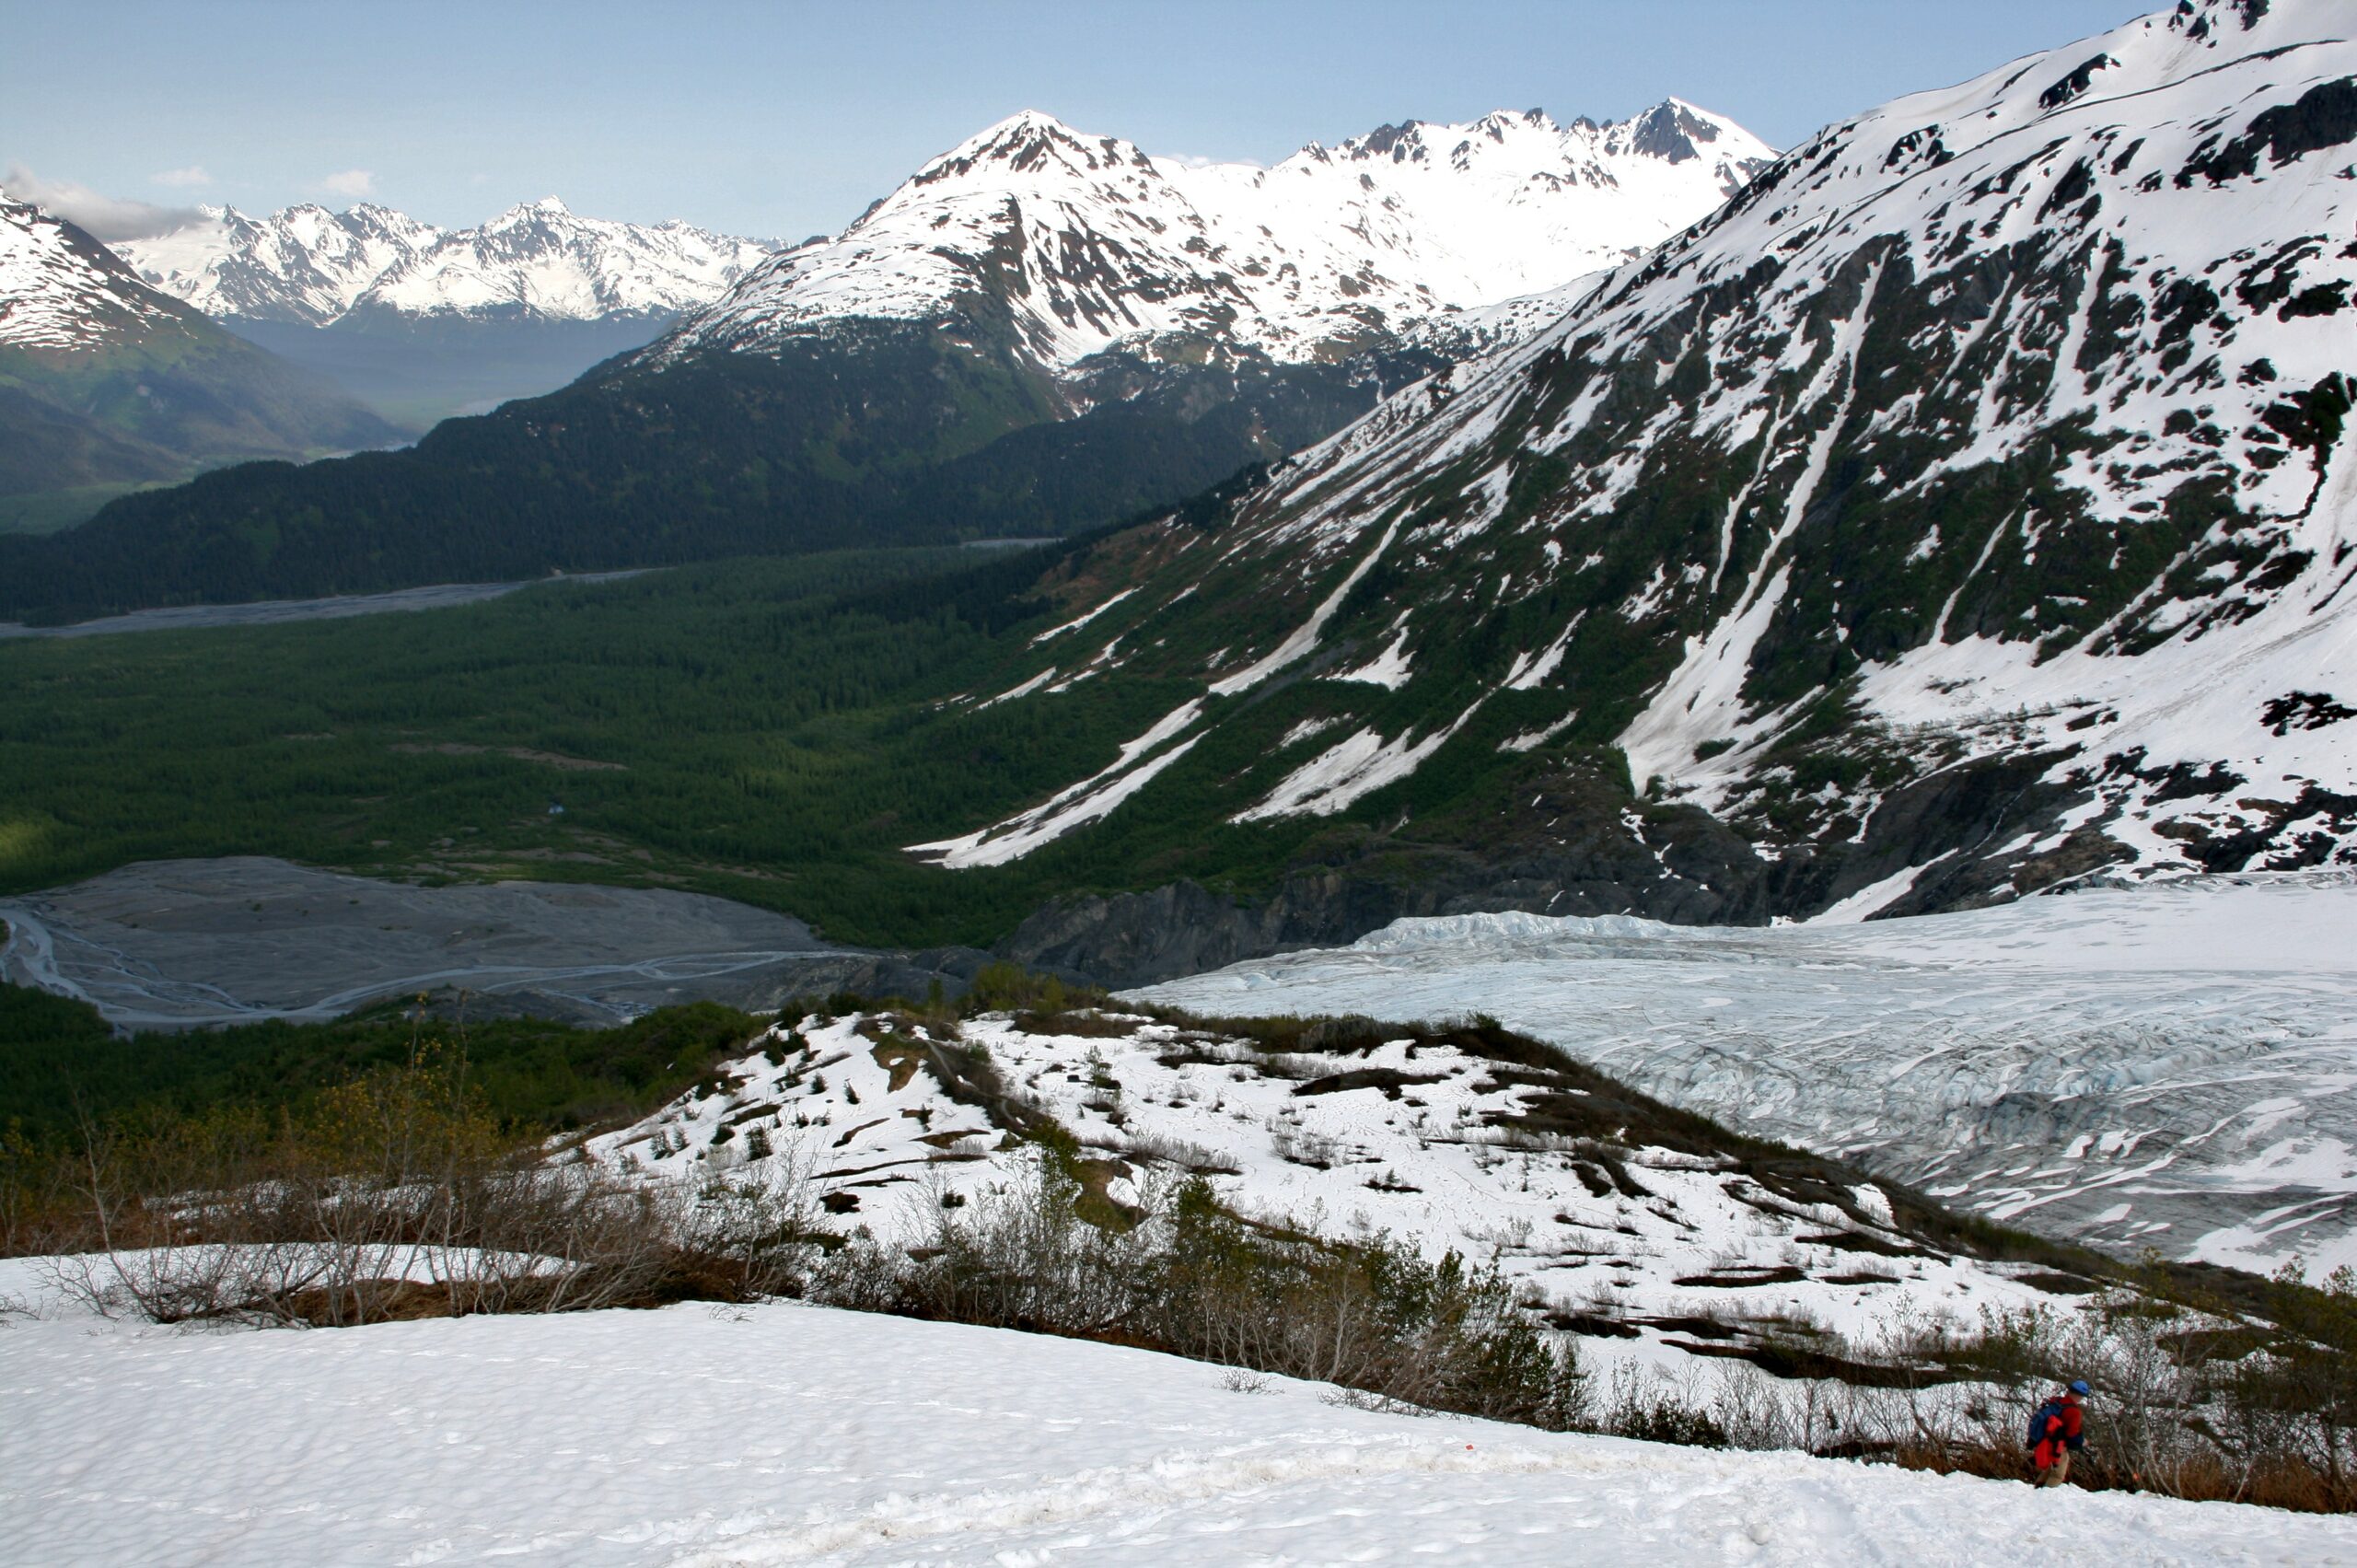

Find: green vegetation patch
[0,980,763,1139]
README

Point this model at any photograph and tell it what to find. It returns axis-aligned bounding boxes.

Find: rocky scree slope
[906,0,2357,952]
[0,103,1765,616]
[0,190,398,498]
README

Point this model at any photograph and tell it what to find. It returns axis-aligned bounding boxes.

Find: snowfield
[3,1272,2351,1566]
[1134,874,2357,1275]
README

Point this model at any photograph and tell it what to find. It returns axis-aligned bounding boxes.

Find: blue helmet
[2068,1379,2091,1396]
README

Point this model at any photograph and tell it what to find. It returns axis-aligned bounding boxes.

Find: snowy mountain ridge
[649,101,1773,378]
[113,197,772,328]
[900,0,2357,914]
[1,187,197,351]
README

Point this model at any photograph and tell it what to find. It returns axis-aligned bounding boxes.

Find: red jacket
[2033,1396,2085,1467]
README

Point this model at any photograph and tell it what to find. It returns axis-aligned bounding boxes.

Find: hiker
[2027,1380,2089,1486]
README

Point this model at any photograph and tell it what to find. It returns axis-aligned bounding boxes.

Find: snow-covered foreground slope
[1136,873,2357,1275]
[2,1272,2347,1567]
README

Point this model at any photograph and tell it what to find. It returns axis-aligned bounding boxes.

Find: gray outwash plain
[0,571,649,641]
[0,857,980,1029]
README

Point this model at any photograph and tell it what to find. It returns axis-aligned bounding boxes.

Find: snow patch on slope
[909,700,1204,867]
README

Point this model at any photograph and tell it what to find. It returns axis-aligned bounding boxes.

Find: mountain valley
[11,6,2357,1544]
[0,190,399,523]
[0,100,1770,615]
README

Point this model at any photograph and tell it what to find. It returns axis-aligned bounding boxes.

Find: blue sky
[7,0,2148,240]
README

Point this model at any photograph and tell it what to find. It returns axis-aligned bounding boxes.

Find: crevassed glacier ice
[1132,874,2357,1274]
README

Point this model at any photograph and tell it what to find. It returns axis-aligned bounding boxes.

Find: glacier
[1135,873,2357,1275]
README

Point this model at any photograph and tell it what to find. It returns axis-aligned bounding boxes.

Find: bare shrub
[1120,1127,1236,1174]
[37,1047,825,1328]
[806,1148,1586,1431]
[1599,1269,2357,1513]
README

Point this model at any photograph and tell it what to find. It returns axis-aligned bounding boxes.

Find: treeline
[0,323,1378,620]
[0,981,763,1140]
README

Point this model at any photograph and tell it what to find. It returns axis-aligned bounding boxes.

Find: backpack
[2026,1399,2063,1449]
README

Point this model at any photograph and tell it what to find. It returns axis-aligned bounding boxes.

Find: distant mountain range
[112,198,776,426]
[0,189,397,523]
[87,102,1764,436]
[0,100,1768,615]
[116,196,771,328]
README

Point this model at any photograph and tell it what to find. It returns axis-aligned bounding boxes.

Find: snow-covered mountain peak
[478,197,583,235]
[652,99,1776,375]
[917,109,1154,185]
[112,198,770,328]
[1311,99,1769,191]
[1611,97,1745,162]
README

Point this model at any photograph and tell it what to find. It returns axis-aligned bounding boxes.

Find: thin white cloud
[0,163,204,240]
[319,168,376,198]
[151,165,213,189]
